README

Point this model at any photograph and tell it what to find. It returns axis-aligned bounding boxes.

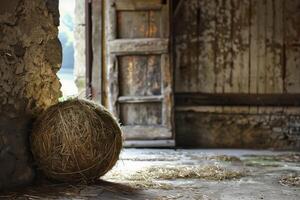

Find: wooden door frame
[85,0,103,104]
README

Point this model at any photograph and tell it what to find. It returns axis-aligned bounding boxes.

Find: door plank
[118,55,161,96]
[108,56,119,116]
[117,11,150,38]
[161,54,173,129]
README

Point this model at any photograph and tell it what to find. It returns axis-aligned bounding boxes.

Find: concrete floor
[1,149,299,200]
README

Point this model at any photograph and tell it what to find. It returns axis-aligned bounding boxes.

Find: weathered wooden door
[105,0,173,142]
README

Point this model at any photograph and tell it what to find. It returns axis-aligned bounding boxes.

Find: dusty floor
[1,149,300,200]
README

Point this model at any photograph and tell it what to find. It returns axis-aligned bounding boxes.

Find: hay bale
[30,99,123,183]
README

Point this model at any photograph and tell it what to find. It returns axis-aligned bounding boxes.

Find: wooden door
[105,0,173,141]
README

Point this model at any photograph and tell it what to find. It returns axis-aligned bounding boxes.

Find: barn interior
[0,0,300,199]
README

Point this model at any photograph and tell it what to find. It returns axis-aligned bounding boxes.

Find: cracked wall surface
[0,0,61,189]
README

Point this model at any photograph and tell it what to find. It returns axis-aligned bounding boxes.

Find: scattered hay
[31,99,123,183]
[103,171,173,190]
[128,165,244,181]
[279,175,300,187]
[103,165,244,190]
[128,181,173,190]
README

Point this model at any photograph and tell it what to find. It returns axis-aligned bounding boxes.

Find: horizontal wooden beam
[175,93,300,106]
[115,0,162,11]
[122,125,172,140]
[109,38,169,55]
[118,95,163,103]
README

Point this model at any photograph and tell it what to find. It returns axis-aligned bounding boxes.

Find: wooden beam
[109,38,169,55]
[122,125,171,140]
[175,93,300,106]
[118,95,163,103]
[115,0,162,11]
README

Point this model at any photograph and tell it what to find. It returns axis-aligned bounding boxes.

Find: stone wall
[74,0,86,93]
[0,0,61,189]
[176,111,300,149]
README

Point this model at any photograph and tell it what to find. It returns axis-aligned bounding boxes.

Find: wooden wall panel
[117,10,161,39]
[118,55,161,96]
[265,0,284,93]
[231,0,250,94]
[175,0,300,106]
[120,103,162,125]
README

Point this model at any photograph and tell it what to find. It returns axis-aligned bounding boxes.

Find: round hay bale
[30,99,123,183]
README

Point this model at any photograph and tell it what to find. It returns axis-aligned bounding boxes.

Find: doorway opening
[57,0,80,98]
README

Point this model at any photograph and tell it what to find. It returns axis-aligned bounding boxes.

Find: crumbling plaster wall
[0,0,61,189]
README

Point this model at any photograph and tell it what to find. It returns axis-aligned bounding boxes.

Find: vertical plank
[257,0,266,94]
[106,0,118,115]
[102,0,109,107]
[265,0,284,94]
[109,56,119,116]
[215,0,226,94]
[160,0,169,38]
[174,0,199,93]
[285,0,300,93]
[265,0,274,93]
[250,0,259,94]
[273,0,284,93]
[91,0,102,103]
[161,54,173,129]
[197,0,216,93]
[222,0,233,94]
[231,0,250,113]
[286,46,300,93]
[148,11,161,38]
[215,0,232,112]
[249,0,264,114]
[231,0,250,94]
[284,0,300,45]
[259,0,273,114]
